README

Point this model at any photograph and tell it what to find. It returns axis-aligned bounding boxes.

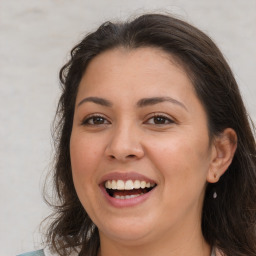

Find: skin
[70,47,237,256]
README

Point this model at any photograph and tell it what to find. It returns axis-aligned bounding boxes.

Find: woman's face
[70,47,215,246]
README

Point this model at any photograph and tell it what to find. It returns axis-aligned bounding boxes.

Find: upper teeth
[105,180,155,190]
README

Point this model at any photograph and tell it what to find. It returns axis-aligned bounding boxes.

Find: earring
[213,191,217,199]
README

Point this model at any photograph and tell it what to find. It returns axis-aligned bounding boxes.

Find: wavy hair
[44,14,256,256]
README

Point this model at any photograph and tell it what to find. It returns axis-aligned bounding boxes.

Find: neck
[98,222,211,256]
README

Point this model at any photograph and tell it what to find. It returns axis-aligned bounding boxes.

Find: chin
[97,216,154,244]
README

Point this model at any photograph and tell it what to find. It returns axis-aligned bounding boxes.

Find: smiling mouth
[104,180,157,199]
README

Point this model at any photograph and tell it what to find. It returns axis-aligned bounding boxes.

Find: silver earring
[213,191,217,199]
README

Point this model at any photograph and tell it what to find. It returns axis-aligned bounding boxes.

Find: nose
[105,125,144,162]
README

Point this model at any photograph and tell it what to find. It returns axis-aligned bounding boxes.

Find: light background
[0,0,255,255]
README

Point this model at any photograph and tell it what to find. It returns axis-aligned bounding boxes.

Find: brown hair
[44,14,256,256]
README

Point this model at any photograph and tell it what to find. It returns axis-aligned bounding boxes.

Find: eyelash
[81,113,175,126]
[81,114,110,126]
[145,113,175,125]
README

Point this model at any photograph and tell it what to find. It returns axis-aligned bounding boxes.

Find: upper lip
[99,172,157,185]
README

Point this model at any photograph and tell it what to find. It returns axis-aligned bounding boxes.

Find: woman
[19,14,256,256]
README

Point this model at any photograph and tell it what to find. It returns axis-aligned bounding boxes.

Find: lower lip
[100,185,156,208]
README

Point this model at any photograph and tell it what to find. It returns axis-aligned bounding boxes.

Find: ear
[207,128,237,183]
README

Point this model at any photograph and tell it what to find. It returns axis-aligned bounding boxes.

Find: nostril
[109,154,136,160]
[127,154,136,158]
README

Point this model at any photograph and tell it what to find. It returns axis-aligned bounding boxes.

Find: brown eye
[154,116,168,124]
[91,116,105,124]
[82,115,110,125]
[146,115,174,125]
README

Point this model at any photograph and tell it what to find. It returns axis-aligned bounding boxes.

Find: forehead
[77,47,195,100]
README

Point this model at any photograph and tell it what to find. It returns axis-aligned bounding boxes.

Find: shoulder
[16,248,53,256]
[17,249,45,256]
[17,247,79,256]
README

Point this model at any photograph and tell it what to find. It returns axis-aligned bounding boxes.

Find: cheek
[70,132,101,173]
[69,132,105,215]
[69,132,104,198]
[146,133,210,191]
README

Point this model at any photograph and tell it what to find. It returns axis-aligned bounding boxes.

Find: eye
[82,115,110,126]
[145,114,174,125]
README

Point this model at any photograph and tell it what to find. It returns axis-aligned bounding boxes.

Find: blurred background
[0,0,255,255]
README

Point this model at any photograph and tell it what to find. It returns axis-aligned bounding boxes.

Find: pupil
[154,117,165,124]
[94,117,104,124]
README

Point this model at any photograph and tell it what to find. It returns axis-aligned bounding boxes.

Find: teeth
[116,180,125,190]
[125,180,134,190]
[105,179,156,190]
[105,180,111,189]
[134,180,141,189]
[140,181,146,189]
[112,180,117,189]
[114,194,143,199]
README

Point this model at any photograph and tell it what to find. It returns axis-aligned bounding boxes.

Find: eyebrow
[77,96,187,111]
[77,97,113,108]
[137,97,188,111]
